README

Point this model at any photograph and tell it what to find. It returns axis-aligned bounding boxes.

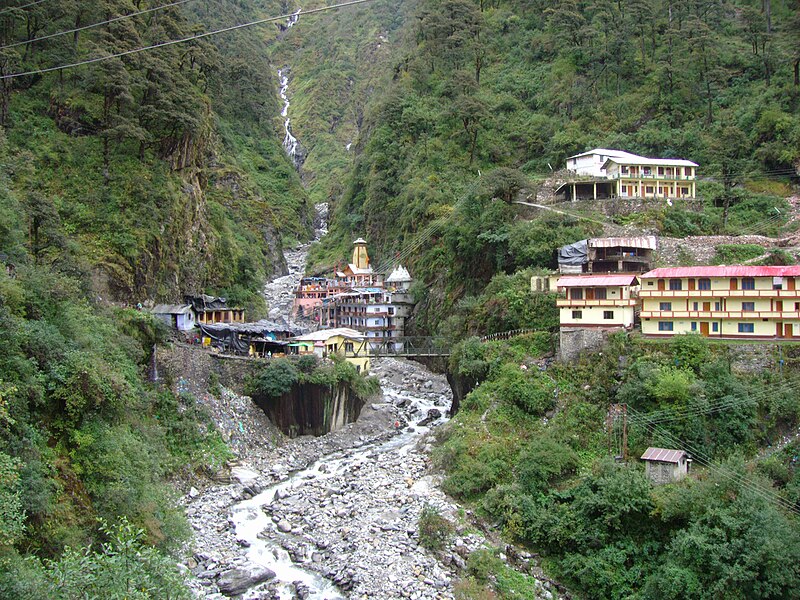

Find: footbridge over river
[351,329,539,359]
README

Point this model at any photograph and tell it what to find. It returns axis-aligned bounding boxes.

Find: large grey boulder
[216,565,276,596]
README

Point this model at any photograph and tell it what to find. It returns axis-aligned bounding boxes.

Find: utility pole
[607,403,628,462]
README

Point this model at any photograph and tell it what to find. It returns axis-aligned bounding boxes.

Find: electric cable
[0,0,196,51]
[627,405,800,516]
[0,0,50,17]
[0,0,378,80]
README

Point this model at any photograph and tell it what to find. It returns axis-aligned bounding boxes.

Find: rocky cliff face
[251,382,367,438]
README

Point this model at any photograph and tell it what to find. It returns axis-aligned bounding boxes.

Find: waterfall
[278,9,304,169]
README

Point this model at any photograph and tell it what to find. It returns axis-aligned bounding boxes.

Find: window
[715,302,721,311]
[572,310,582,319]
[669,279,683,291]
[693,302,699,310]
[388,307,395,315]
[595,288,607,300]
[685,167,692,177]
[691,322,697,331]
[712,322,719,332]
[660,302,672,311]
[658,187,664,194]
[738,323,755,333]
[603,311,614,320]
[571,288,583,300]
[345,342,354,352]
[742,278,755,290]
[644,167,652,175]
[698,278,711,290]
[773,276,783,290]
[742,302,755,311]
[658,167,665,175]
[621,166,629,174]
[646,186,654,194]
[682,187,690,195]
[658,322,674,331]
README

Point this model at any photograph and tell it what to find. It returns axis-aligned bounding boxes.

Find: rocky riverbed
[181,359,455,598]
[264,203,327,325]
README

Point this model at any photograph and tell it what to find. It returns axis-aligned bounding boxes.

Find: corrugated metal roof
[642,265,800,278]
[589,236,657,250]
[603,156,698,167]
[641,447,687,463]
[557,274,639,287]
[151,304,193,315]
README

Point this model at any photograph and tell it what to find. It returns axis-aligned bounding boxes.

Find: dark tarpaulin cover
[199,324,250,355]
[184,294,229,312]
[558,239,589,266]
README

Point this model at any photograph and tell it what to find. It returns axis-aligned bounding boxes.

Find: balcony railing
[614,172,695,181]
[640,289,800,298]
[557,299,636,307]
[641,310,800,319]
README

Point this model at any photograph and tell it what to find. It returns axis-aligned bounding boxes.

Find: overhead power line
[627,405,800,517]
[0,0,378,80]
[0,0,196,51]
[0,0,50,18]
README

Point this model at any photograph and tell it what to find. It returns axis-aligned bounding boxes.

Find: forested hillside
[314,0,800,334]
[1,0,312,311]
[0,1,317,594]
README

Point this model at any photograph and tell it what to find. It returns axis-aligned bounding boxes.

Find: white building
[562,148,699,200]
[151,304,195,331]
[566,149,644,178]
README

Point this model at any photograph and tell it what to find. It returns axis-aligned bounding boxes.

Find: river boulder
[216,565,276,596]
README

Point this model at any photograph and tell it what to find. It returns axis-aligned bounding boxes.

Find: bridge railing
[480,328,537,342]
[351,337,451,357]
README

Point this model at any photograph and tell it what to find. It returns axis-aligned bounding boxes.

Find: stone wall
[558,327,619,362]
[156,343,262,396]
[558,197,704,217]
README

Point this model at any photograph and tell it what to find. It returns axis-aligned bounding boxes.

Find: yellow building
[557,274,639,329]
[602,156,698,199]
[335,238,383,287]
[640,266,800,338]
[290,328,371,373]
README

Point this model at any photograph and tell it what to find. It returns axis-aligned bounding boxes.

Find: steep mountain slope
[315,0,800,334]
[1,0,312,312]
[265,0,407,206]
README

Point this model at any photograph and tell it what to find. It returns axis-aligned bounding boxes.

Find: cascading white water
[228,373,449,599]
[279,9,303,167]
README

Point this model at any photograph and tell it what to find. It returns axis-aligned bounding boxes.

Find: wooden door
[777,323,783,338]
[789,278,796,291]
[688,279,696,291]
[658,279,665,291]
[700,322,710,337]
[730,278,738,290]
[776,300,783,312]
[703,302,711,312]
[586,288,595,300]
[786,324,793,338]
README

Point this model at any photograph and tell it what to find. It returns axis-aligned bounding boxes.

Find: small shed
[152,304,195,331]
[641,447,690,484]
